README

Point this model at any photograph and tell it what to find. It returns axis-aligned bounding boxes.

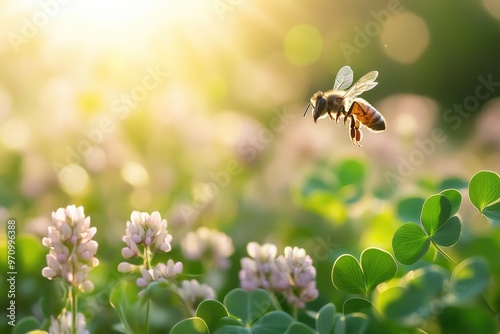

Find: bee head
[303,91,327,123]
[311,91,327,123]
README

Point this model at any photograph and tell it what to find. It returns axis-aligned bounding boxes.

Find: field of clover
[7,165,500,334]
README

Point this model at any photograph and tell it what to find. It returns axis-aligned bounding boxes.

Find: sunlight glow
[284,24,323,66]
[380,12,429,64]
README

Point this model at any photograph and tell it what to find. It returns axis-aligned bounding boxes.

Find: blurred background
[1,0,500,332]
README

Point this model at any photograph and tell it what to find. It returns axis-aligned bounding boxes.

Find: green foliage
[9,161,500,334]
[13,317,42,334]
[170,289,294,334]
[342,298,374,315]
[440,189,462,216]
[295,158,367,223]
[325,169,499,333]
[223,289,271,326]
[40,279,68,319]
[109,279,149,333]
[393,193,461,265]
[285,322,317,334]
[171,318,209,334]
[332,248,397,294]
[214,311,294,334]
[469,170,500,222]
[372,258,491,325]
[437,306,497,334]
[315,303,337,334]
[373,265,448,321]
[195,299,229,333]
[313,303,369,334]
[448,257,489,304]
[396,197,425,223]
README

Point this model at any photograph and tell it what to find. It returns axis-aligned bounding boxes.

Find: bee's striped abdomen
[349,99,386,132]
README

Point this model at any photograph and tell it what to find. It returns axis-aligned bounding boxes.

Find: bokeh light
[284,24,323,66]
[379,12,429,63]
[482,0,500,20]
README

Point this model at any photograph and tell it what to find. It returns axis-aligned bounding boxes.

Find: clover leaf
[332,248,397,294]
[393,194,461,265]
[171,317,209,334]
[469,170,500,222]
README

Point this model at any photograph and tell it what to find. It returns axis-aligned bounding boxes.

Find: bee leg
[349,116,363,147]
[343,103,350,121]
[335,111,342,125]
[327,112,337,124]
[337,105,345,126]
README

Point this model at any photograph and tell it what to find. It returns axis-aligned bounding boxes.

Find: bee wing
[343,71,379,98]
[333,65,354,90]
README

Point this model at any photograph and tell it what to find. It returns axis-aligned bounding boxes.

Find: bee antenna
[303,103,311,117]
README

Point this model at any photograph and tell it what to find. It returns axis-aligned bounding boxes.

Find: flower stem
[269,292,283,311]
[144,246,152,333]
[144,246,152,269]
[145,299,150,334]
[171,284,195,317]
[71,284,78,334]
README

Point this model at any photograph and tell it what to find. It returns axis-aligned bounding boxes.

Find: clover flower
[135,259,183,297]
[181,227,234,269]
[178,279,216,310]
[239,242,278,290]
[121,211,172,259]
[49,311,89,334]
[42,205,99,292]
[239,242,318,309]
[275,247,319,308]
[136,259,183,287]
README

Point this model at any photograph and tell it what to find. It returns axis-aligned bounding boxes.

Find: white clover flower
[152,259,183,280]
[49,311,89,334]
[121,211,172,259]
[136,259,183,294]
[42,205,99,292]
[117,262,138,273]
[239,243,318,309]
[275,247,318,308]
[178,279,216,310]
[181,227,234,269]
[239,242,278,290]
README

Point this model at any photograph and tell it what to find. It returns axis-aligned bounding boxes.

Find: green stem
[144,246,152,333]
[480,294,498,316]
[170,284,195,317]
[292,305,298,320]
[144,246,152,270]
[432,242,455,264]
[71,284,77,334]
[268,292,283,311]
[145,299,150,334]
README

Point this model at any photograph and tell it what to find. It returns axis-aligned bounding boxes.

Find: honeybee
[304,65,386,147]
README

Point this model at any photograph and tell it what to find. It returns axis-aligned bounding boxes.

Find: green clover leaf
[223,289,270,326]
[332,248,397,294]
[195,299,229,333]
[393,194,461,265]
[171,317,209,334]
[469,170,500,222]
